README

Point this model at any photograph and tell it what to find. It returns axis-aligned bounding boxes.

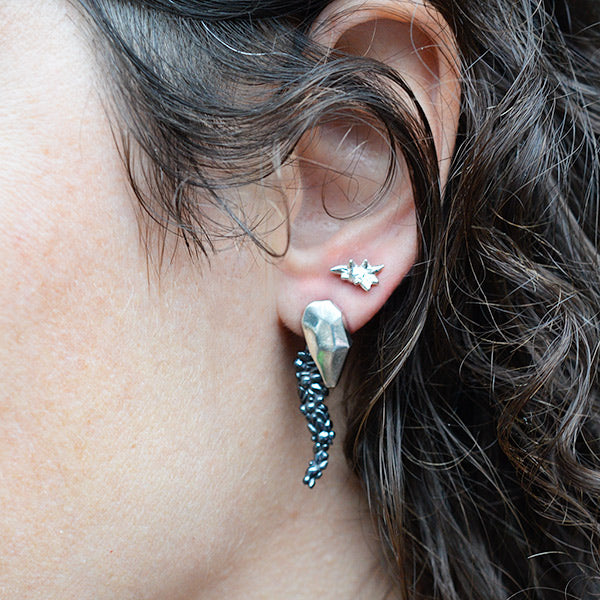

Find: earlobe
[275,0,460,338]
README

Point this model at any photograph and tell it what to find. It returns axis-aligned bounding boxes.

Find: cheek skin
[0,3,307,597]
[0,4,167,587]
[0,4,290,598]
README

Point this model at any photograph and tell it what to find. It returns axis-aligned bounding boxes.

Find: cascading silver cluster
[295,350,336,488]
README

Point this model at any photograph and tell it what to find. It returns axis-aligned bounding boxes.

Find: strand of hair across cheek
[76,0,430,257]
[136,0,326,20]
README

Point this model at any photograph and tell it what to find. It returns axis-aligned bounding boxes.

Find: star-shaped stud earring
[330,259,384,291]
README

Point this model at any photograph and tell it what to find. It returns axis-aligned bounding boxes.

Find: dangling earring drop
[294,300,351,488]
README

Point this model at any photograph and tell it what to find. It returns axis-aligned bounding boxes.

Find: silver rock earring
[294,300,351,488]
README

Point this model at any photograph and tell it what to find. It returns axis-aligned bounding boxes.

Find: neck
[200,463,395,600]
[189,373,396,600]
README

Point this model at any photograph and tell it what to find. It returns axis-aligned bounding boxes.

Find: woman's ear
[276,0,460,336]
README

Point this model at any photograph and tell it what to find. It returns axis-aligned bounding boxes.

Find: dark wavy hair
[73,0,600,597]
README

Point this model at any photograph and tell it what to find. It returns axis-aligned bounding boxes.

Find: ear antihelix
[294,300,351,488]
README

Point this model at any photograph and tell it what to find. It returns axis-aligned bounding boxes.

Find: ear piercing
[295,300,351,488]
[293,259,381,487]
[330,259,384,291]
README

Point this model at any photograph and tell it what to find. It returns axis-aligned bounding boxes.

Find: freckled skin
[0,2,293,598]
[0,3,406,599]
